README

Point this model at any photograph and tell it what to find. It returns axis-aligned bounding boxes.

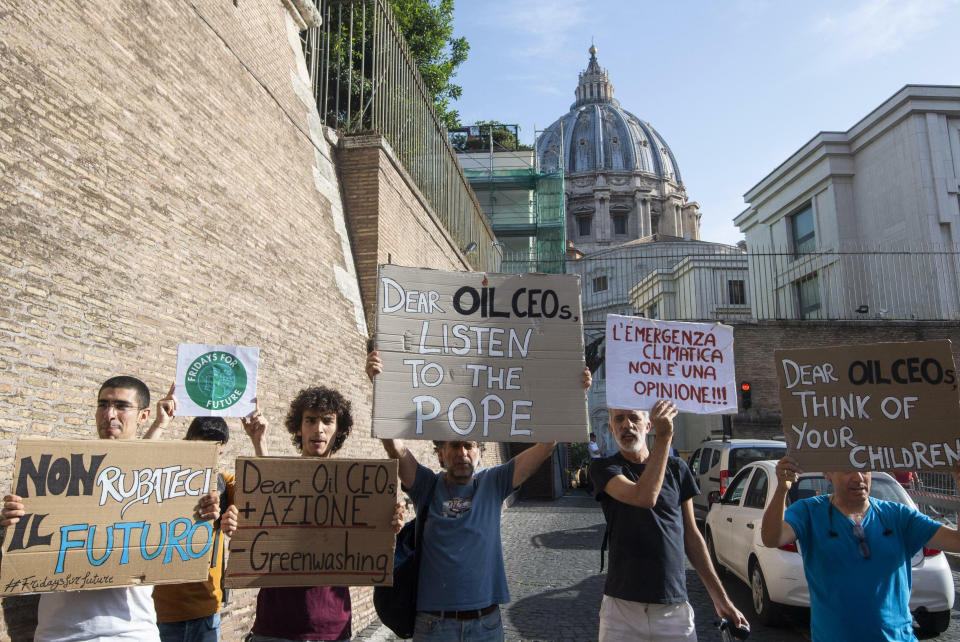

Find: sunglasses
[852,523,870,559]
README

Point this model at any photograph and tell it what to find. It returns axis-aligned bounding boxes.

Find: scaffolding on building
[452,124,566,274]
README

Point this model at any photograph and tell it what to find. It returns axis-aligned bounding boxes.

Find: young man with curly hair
[222,386,402,642]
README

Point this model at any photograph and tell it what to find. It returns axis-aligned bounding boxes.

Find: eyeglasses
[96,400,142,413]
[852,523,870,559]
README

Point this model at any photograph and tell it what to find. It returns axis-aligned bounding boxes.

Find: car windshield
[786,475,908,506]
[728,446,786,476]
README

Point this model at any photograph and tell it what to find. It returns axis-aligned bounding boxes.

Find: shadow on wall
[530,523,604,551]
[2,594,39,642]
[506,575,605,641]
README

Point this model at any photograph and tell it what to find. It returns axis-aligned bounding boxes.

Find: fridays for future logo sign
[174,344,259,417]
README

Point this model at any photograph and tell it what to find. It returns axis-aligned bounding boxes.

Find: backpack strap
[413,474,440,554]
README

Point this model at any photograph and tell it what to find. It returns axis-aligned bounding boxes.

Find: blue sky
[451,0,960,245]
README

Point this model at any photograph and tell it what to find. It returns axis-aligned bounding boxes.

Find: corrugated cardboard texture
[225,457,398,588]
[1,439,218,595]
[776,340,960,471]
[373,265,588,443]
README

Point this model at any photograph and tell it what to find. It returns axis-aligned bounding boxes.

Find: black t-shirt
[590,452,699,604]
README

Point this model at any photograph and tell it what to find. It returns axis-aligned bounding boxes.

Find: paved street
[357,491,960,641]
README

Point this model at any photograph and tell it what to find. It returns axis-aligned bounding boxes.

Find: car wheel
[750,560,779,626]
[706,531,724,577]
[914,609,951,636]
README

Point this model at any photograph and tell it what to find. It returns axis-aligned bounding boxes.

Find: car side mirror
[708,490,722,505]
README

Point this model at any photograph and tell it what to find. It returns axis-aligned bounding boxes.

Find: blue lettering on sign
[54,520,213,574]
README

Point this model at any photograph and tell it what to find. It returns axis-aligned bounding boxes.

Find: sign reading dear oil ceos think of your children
[372,265,588,443]
[0,439,219,595]
[605,315,737,415]
[225,457,399,588]
[777,340,960,472]
[174,343,259,417]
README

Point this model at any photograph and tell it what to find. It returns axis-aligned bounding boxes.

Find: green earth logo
[184,351,247,410]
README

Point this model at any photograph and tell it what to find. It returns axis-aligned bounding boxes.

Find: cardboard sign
[776,340,960,471]
[0,439,218,595]
[605,315,737,414]
[225,457,399,588]
[373,265,588,442]
[174,343,259,417]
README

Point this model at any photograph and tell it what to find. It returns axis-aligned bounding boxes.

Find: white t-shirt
[588,441,602,458]
[35,586,160,642]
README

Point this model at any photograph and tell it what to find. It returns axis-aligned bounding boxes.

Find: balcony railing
[302,0,498,272]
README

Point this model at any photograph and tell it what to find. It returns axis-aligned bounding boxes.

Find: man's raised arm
[143,382,177,439]
[511,366,592,488]
[761,455,800,548]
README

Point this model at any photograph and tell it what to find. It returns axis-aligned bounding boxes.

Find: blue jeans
[413,607,504,642]
[158,613,220,642]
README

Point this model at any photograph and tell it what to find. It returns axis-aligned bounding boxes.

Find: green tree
[389,0,469,131]
[450,120,533,152]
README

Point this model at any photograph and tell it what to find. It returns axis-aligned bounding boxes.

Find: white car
[704,460,955,636]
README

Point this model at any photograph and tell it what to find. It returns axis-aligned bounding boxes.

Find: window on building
[578,216,591,237]
[613,214,627,235]
[647,303,659,319]
[593,276,608,293]
[796,272,822,319]
[727,279,746,305]
[791,204,816,256]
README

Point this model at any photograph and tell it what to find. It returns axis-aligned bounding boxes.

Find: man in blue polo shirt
[762,455,960,641]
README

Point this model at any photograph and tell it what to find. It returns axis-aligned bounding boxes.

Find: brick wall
[0,1,502,639]
[730,321,960,438]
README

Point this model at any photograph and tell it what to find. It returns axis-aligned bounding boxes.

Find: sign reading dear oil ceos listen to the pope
[0,439,219,595]
[174,343,260,417]
[373,265,588,442]
[777,340,960,472]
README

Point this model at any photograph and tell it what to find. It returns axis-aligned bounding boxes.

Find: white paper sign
[174,343,259,417]
[605,315,736,414]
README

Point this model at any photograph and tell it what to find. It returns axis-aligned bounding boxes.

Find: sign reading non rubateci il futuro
[174,343,259,417]
[225,457,399,588]
[373,265,588,442]
[0,439,219,595]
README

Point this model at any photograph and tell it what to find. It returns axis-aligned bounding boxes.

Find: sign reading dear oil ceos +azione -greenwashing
[372,265,588,443]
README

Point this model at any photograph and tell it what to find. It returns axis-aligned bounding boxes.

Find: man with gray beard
[590,402,747,641]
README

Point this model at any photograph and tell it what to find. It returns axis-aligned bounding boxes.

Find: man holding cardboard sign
[367,349,591,641]
[1,376,221,642]
[762,456,960,641]
[221,386,405,642]
[590,402,747,641]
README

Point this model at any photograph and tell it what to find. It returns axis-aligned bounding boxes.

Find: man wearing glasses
[1,376,221,641]
[762,455,960,641]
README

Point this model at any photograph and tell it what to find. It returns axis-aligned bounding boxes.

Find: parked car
[704,461,954,636]
[687,439,787,522]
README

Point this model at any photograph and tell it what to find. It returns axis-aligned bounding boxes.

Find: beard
[616,430,645,453]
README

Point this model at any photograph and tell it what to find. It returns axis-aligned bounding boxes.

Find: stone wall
[0,1,505,638]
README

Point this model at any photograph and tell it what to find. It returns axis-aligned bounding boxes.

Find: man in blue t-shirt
[762,455,960,641]
[367,350,591,641]
[590,403,747,641]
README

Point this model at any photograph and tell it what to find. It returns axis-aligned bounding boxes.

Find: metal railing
[501,244,960,323]
[302,0,498,272]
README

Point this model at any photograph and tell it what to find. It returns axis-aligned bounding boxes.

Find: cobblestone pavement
[356,490,960,641]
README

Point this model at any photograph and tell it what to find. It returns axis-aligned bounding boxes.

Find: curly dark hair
[284,386,353,454]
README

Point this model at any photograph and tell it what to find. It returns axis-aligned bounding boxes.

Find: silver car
[704,460,954,636]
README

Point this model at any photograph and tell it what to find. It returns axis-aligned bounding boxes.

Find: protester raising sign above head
[605,315,737,415]
[372,265,588,443]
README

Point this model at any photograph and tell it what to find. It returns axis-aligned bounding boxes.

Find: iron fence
[301,0,498,272]
[502,244,960,324]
